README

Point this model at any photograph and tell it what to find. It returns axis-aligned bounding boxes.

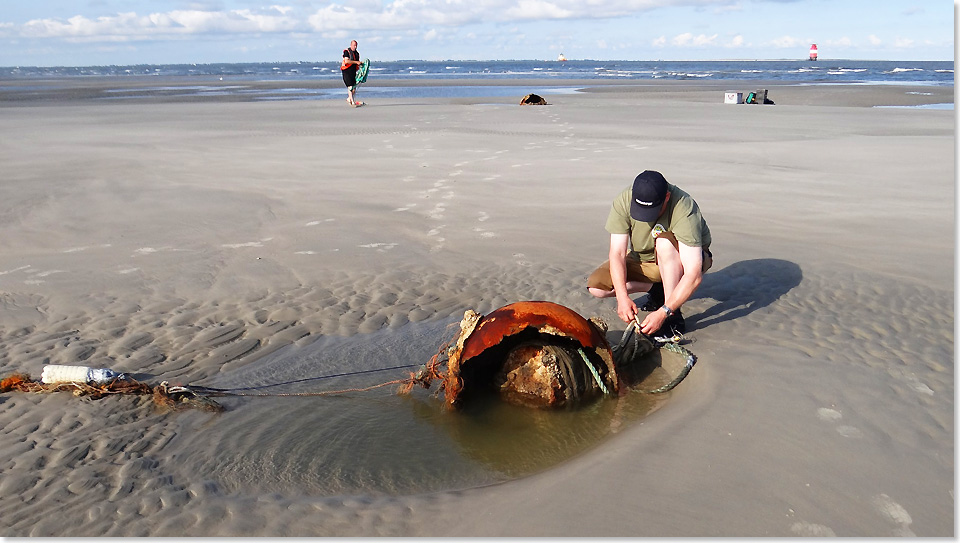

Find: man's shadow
[687,258,802,330]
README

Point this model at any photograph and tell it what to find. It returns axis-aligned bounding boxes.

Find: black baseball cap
[630,170,669,222]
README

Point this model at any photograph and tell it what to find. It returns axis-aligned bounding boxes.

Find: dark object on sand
[520,93,549,105]
[745,89,775,105]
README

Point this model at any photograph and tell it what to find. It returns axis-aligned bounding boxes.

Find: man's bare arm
[608,233,637,323]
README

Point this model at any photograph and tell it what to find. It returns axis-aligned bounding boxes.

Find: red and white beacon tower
[809,44,818,61]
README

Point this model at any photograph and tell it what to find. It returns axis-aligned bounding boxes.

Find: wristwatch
[661,305,674,317]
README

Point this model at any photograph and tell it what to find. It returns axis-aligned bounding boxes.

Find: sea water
[0,59,952,103]
[2,59,953,85]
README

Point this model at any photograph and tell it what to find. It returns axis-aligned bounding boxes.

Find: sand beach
[0,78,953,536]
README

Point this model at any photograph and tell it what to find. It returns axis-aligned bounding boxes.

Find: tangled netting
[0,373,224,412]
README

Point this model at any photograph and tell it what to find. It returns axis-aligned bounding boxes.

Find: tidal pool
[169,318,688,496]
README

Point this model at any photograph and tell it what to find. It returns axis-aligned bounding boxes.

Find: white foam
[358,243,397,251]
[0,265,32,275]
[790,522,837,537]
[222,242,263,248]
[817,407,842,422]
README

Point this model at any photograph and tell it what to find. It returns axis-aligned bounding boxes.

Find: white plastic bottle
[41,365,118,384]
[87,368,118,384]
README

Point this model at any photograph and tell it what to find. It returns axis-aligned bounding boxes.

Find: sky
[0,0,954,66]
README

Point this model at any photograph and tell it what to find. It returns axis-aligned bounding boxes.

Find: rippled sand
[0,80,953,536]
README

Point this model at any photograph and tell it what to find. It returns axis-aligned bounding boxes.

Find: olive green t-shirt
[605,184,711,262]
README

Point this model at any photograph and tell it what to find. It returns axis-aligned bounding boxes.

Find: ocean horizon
[2,59,953,85]
[1,59,952,105]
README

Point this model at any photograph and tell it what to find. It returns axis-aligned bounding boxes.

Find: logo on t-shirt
[652,224,667,238]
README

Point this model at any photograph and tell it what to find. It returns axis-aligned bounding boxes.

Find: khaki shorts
[587,242,713,292]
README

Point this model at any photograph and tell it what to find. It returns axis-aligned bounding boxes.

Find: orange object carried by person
[341,48,359,70]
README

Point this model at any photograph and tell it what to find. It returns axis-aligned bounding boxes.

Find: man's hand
[616,295,638,323]
[640,308,667,335]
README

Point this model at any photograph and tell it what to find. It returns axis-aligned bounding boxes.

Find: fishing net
[0,373,223,412]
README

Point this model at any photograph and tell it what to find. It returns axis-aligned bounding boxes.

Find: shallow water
[98,84,584,102]
[169,319,681,496]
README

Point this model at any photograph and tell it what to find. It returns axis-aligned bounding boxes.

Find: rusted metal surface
[442,301,618,409]
[458,302,608,360]
[496,342,564,408]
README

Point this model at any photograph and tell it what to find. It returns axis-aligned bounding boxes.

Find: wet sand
[0,79,953,536]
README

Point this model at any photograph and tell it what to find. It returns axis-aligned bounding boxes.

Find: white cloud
[691,34,713,46]
[309,0,480,32]
[672,32,717,47]
[672,32,692,45]
[695,33,718,46]
[770,35,803,48]
[8,0,740,41]
[5,0,949,63]
[506,0,575,19]
[18,8,307,40]
[828,36,852,47]
[713,3,743,14]
[726,34,744,48]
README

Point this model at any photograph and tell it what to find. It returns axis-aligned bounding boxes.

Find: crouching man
[587,170,713,336]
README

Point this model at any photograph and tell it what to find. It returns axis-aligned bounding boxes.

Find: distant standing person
[341,40,363,107]
[586,170,713,336]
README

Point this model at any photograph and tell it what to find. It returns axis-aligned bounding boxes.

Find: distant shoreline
[2,58,953,68]
[3,59,952,86]
[0,76,952,108]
